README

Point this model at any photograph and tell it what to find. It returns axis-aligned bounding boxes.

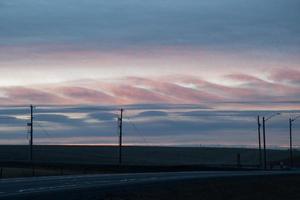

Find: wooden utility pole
[118,108,124,165]
[237,153,241,168]
[29,105,34,162]
[257,116,262,168]
[289,118,293,168]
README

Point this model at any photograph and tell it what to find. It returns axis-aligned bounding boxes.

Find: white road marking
[18,184,79,193]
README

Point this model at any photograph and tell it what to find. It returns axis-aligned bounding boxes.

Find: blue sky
[0,105,299,147]
[0,0,300,146]
[1,0,299,51]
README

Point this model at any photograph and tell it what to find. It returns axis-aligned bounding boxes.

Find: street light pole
[262,117,267,169]
[262,113,280,170]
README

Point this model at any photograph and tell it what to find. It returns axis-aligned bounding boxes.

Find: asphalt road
[0,170,299,199]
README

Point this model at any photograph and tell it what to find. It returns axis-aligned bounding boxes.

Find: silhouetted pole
[262,117,267,170]
[289,118,293,168]
[262,113,280,170]
[289,115,300,168]
[237,153,241,168]
[29,105,34,162]
[257,116,262,168]
[118,108,124,165]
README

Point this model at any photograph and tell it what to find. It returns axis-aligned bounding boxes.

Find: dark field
[1,145,299,178]
[0,145,298,166]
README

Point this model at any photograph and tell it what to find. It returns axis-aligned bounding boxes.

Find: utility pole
[29,105,34,162]
[237,153,241,168]
[289,118,293,169]
[262,117,267,170]
[118,108,124,165]
[289,115,300,169]
[257,116,262,168]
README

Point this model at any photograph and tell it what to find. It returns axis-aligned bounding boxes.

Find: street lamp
[262,113,281,170]
[289,115,300,169]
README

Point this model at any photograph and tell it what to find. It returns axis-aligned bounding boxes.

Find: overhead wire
[125,116,149,146]
[35,121,52,137]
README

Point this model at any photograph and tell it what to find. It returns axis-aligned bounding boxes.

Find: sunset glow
[0,0,299,147]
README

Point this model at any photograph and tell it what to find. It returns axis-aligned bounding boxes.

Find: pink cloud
[108,85,171,104]
[1,87,67,105]
[157,82,221,103]
[123,76,222,103]
[269,68,300,84]
[225,74,264,83]
[56,87,117,104]
[224,73,300,101]
[0,73,300,110]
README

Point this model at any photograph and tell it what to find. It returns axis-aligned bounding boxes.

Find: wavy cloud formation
[0,68,300,109]
[270,68,300,85]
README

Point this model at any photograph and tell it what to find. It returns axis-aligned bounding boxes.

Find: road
[0,170,299,199]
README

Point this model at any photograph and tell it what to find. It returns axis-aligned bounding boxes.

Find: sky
[0,0,300,147]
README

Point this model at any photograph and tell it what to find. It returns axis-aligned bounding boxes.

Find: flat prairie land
[0,145,298,166]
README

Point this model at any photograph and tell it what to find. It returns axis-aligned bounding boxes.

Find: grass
[1,145,298,166]
[0,145,299,178]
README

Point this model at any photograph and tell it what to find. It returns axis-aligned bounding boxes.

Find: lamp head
[265,112,281,121]
[292,115,300,122]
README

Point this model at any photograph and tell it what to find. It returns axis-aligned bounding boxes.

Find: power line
[126,117,149,146]
[35,122,51,137]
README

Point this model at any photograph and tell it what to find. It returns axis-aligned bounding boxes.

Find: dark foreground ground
[1,145,299,178]
[4,175,300,200]
[1,145,299,166]
[100,175,300,200]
